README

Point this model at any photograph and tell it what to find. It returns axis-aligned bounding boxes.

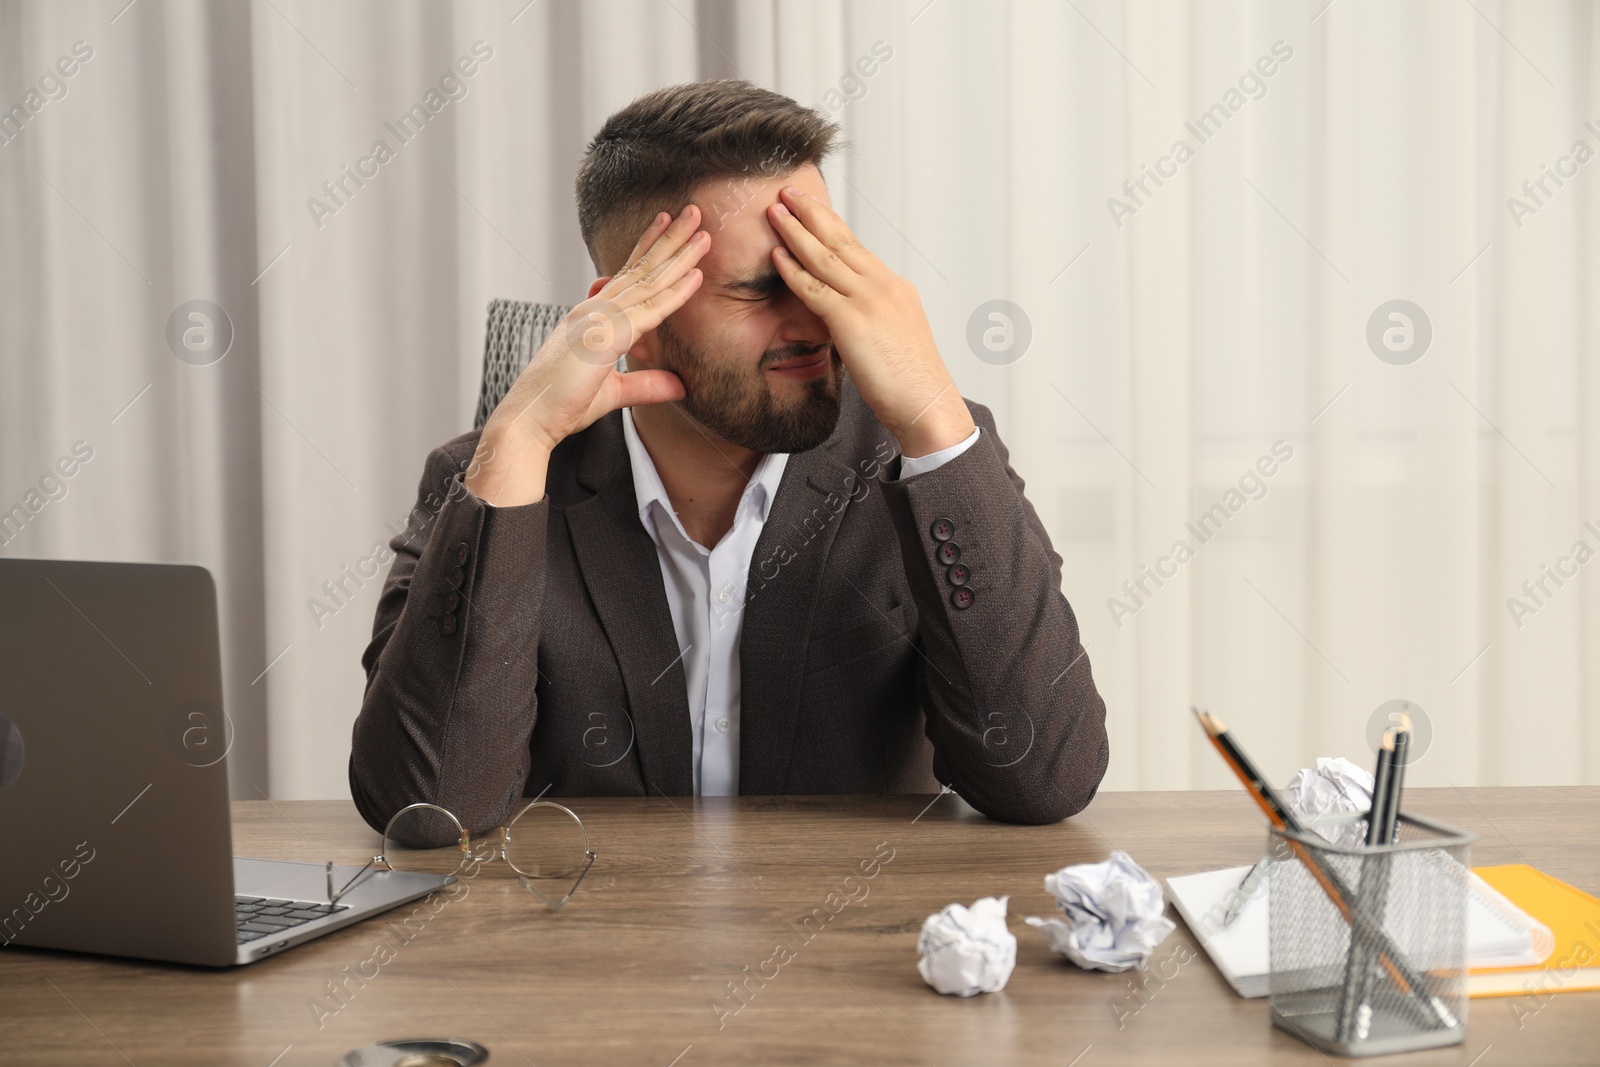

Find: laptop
[0,558,451,966]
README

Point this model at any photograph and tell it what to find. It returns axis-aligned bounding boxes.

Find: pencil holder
[1266,811,1476,1058]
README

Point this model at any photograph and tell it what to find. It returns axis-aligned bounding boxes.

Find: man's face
[638,163,844,454]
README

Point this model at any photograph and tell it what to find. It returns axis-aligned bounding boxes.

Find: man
[350,80,1107,834]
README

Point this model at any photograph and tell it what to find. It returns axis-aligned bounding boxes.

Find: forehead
[690,163,831,288]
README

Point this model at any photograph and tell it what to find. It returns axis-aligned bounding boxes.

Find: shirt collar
[621,407,789,548]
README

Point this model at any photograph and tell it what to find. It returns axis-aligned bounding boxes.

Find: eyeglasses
[327,800,597,911]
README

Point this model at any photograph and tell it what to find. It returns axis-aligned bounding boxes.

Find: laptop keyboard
[234,895,349,944]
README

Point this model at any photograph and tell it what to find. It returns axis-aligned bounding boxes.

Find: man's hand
[767,186,975,459]
[468,204,709,506]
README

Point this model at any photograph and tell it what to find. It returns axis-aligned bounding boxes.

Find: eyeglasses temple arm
[569,850,597,898]
[326,856,378,905]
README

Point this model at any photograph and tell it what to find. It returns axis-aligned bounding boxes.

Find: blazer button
[937,541,961,566]
[930,518,955,542]
[441,613,458,636]
[447,566,464,589]
[444,590,461,612]
[456,542,470,565]
[951,588,974,610]
[947,563,971,587]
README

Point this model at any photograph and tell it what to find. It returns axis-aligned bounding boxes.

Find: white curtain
[2,0,1594,799]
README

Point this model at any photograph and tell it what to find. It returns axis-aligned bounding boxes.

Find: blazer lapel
[738,425,864,794]
[564,412,694,795]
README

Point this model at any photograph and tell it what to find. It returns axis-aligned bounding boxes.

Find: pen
[1191,708,1455,1034]
[1220,855,1270,928]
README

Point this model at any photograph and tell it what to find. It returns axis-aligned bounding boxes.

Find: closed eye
[721,268,787,301]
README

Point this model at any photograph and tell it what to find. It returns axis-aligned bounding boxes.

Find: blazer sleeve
[878,401,1110,824]
[348,437,548,836]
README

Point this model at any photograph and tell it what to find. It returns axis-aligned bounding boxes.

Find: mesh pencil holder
[1266,811,1476,1058]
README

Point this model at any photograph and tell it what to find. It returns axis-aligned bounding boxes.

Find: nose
[774,290,831,348]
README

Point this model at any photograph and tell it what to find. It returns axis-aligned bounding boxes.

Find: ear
[625,319,664,372]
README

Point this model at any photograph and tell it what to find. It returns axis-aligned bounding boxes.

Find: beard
[652,320,845,454]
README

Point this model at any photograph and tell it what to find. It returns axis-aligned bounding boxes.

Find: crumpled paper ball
[1024,851,1175,972]
[917,895,1017,996]
[1282,756,1375,849]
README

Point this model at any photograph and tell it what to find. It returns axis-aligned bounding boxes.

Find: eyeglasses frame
[327,799,597,911]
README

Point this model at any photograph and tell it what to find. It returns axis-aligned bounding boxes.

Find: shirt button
[715,717,731,734]
[717,584,733,603]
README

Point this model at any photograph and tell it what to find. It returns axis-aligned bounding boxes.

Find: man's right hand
[466,203,709,507]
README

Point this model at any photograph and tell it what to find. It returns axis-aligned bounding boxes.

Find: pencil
[1339,726,1397,1039]
[1380,711,1411,844]
[1366,729,1395,847]
[1190,707,1304,834]
[1344,711,1415,1039]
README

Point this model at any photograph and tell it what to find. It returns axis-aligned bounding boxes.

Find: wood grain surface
[1,787,1595,1066]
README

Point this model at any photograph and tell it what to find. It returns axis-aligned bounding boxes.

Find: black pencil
[1380,711,1411,845]
[1366,729,1395,847]
[1343,711,1415,1040]
[1341,725,1394,1040]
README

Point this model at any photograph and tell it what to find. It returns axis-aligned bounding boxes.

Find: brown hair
[576,79,842,276]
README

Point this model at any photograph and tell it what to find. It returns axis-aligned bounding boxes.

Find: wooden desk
[2,788,1596,1065]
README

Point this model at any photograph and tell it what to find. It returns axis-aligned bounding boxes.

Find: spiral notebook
[1165,863,1556,999]
[1466,865,1600,998]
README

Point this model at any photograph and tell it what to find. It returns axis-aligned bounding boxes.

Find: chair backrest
[473,299,574,431]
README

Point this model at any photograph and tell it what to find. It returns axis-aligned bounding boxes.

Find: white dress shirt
[621,407,979,795]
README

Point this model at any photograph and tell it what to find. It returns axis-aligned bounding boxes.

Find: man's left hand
[767,185,975,459]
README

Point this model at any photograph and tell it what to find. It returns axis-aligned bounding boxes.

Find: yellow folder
[1468,864,1600,998]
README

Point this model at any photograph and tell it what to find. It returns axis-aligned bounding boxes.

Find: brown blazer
[349,379,1109,832]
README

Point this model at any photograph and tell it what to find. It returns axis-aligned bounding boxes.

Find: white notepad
[1165,864,1553,998]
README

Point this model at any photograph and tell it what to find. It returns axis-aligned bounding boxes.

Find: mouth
[765,349,833,381]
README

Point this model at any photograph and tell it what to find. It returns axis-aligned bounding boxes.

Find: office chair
[473,299,574,431]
